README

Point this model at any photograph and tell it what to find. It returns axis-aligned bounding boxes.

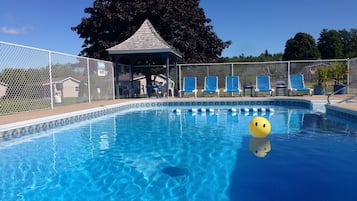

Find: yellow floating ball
[249,116,271,138]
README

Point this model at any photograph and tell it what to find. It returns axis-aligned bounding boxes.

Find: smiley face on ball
[249,116,271,138]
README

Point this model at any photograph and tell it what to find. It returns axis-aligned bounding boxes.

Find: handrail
[327,79,357,104]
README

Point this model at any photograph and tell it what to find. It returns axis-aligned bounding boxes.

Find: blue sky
[1,0,357,57]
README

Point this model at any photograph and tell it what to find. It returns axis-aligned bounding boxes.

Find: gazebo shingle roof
[107,19,181,57]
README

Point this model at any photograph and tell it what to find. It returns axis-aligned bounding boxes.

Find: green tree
[282,32,320,61]
[224,50,283,62]
[317,29,344,59]
[339,28,357,58]
[71,0,231,63]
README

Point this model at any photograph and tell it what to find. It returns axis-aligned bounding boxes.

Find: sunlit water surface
[1,107,357,201]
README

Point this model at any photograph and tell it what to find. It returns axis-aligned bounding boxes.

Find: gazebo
[106,19,182,98]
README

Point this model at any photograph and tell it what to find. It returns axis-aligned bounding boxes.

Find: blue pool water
[1,106,357,201]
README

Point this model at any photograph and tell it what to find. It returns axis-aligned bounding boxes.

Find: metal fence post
[287,61,291,90]
[87,58,91,103]
[49,51,54,109]
[231,63,234,76]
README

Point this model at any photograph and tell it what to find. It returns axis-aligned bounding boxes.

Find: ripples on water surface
[0,107,357,201]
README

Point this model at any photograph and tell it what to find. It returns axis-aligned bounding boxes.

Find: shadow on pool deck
[0,95,356,125]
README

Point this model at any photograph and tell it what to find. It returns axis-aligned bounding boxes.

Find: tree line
[72,0,357,63]
[226,28,357,62]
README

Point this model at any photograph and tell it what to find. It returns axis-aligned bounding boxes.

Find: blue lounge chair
[202,76,220,96]
[255,75,274,96]
[179,77,198,97]
[288,74,313,96]
[224,76,242,96]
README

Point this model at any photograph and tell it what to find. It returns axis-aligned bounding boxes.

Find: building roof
[38,77,81,86]
[106,19,182,58]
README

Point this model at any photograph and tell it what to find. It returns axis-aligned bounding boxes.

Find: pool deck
[0,95,356,126]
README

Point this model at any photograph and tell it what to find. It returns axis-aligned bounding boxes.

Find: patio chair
[179,76,198,97]
[288,74,313,96]
[224,76,242,96]
[202,76,220,96]
[255,75,274,96]
[162,81,175,97]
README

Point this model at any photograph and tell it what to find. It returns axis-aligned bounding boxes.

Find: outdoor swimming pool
[1,102,357,201]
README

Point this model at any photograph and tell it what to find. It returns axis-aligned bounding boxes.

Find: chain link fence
[348,57,357,94]
[1,41,356,116]
[0,41,114,115]
[178,58,355,97]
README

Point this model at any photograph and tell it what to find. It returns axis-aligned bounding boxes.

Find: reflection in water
[249,138,271,158]
[301,113,324,130]
[99,133,109,150]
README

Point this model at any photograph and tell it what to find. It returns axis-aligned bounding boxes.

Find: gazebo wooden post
[165,55,170,98]
[113,55,120,98]
[173,58,178,97]
[129,57,136,98]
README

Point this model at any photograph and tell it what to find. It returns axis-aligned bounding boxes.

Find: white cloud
[0,26,33,35]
